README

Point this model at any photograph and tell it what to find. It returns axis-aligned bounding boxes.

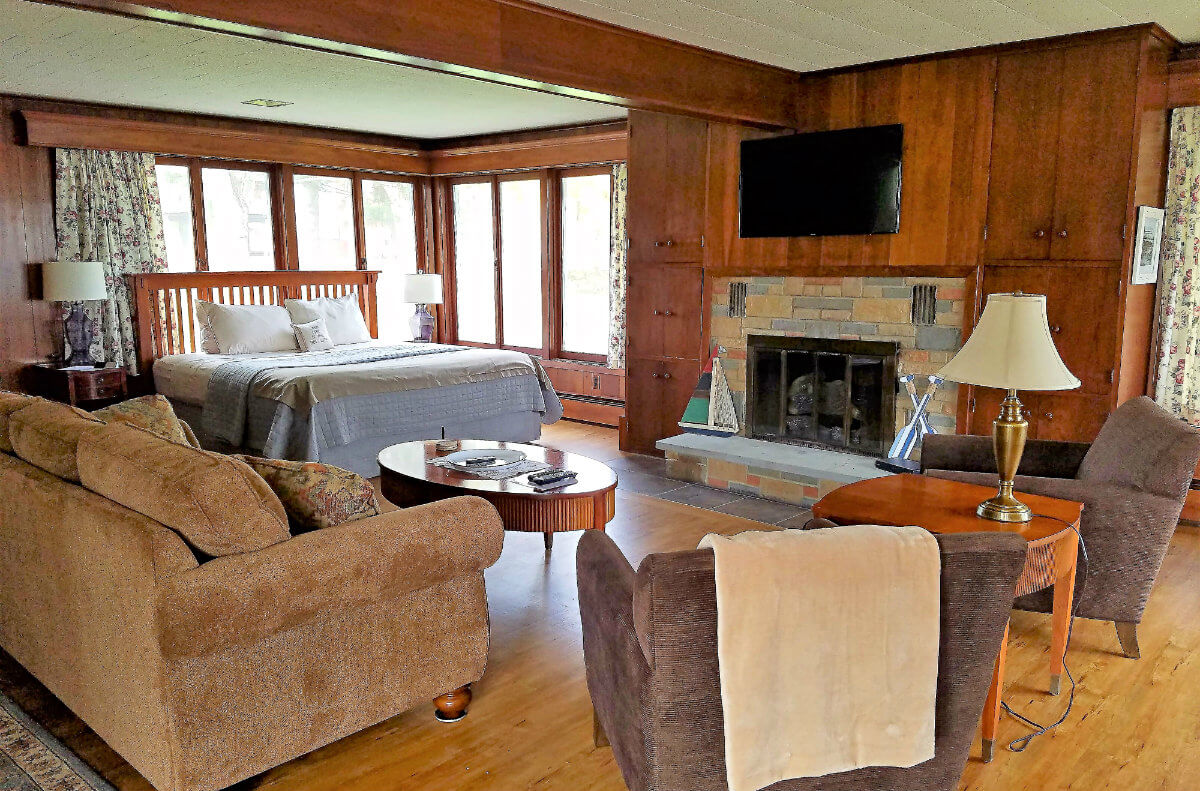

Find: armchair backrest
[1076,396,1200,500]
[629,531,1025,791]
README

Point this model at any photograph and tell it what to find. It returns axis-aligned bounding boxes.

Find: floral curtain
[1153,107,1200,423]
[607,162,628,368]
[55,148,167,375]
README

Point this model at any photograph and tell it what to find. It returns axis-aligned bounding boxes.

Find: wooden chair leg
[1115,621,1141,659]
[981,620,1009,763]
[593,706,610,748]
[433,684,472,723]
[544,532,554,553]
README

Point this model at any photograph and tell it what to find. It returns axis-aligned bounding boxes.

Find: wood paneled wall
[0,98,58,390]
[1168,57,1200,107]
[705,55,996,276]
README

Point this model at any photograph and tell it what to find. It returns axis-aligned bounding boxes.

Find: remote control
[528,469,577,485]
[461,456,498,467]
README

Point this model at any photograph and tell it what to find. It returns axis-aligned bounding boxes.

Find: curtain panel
[55,148,167,375]
[607,162,628,368]
[1153,106,1200,423]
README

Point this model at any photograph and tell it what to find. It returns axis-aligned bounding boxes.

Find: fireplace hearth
[745,335,898,456]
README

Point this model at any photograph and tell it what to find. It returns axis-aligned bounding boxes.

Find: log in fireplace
[745,335,898,456]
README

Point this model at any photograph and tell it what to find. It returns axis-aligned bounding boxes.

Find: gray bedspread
[203,343,459,445]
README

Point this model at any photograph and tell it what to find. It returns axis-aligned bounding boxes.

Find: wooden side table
[812,473,1083,763]
[25,364,127,407]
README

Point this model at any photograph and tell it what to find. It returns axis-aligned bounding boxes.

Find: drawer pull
[662,373,672,379]
[662,310,673,317]
[1044,412,1054,420]
[1049,325,1061,334]
[653,240,676,248]
[1033,229,1046,239]
[1057,229,1068,239]
[650,372,660,378]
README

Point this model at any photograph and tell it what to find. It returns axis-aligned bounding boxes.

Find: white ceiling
[527,0,1200,71]
[0,0,626,139]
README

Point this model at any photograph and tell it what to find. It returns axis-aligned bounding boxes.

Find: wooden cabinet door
[658,358,702,440]
[625,357,701,453]
[966,386,1014,437]
[627,111,708,263]
[626,266,703,360]
[985,48,1064,260]
[1032,393,1110,442]
[598,371,625,400]
[982,265,1119,395]
[545,367,586,396]
[1049,40,1139,261]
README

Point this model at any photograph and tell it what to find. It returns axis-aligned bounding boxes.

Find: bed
[130,270,561,477]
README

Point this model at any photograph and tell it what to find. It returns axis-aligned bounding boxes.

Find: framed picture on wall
[1131,206,1165,285]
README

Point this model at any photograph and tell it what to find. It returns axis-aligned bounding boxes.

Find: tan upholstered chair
[577,529,1024,791]
[922,396,1200,657]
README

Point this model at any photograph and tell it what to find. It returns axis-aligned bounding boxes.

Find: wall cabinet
[624,358,702,453]
[985,40,1140,261]
[626,266,705,361]
[968,387,1111,444]
[626,111,708,263]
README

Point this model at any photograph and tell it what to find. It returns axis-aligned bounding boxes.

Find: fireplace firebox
[745,335,898,456]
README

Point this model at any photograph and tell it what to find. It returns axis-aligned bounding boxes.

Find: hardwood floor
[2,419,1199,790]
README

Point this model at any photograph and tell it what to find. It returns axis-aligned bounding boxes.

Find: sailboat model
[678,348,740,437]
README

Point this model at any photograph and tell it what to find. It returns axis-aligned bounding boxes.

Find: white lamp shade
[937,292,1080,391]
[42,261,108,302]
[401,273,444,304]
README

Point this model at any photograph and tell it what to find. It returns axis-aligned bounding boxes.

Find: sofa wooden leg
[593,706,610,748]
[544,532,554,553]
[434,685,472,723]
[1115,621,1141,659]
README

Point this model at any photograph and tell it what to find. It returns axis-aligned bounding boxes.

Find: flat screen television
[739,124,903,238]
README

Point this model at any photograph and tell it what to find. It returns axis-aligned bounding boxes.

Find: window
[155,163,196,272]
[452,181,498,344]
[201,166,274,271]
[560,172,612,356]
[499,178,544,350]
[363,178,419,341]
[293,172,356,270]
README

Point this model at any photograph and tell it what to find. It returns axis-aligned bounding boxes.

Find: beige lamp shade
[401,273,444,304]
[937,292,1080,391]
[42,261,108,302]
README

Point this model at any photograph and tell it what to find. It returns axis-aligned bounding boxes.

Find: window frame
[554,165,613,364]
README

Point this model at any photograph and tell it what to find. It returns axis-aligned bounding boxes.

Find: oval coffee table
[378,440,617,552]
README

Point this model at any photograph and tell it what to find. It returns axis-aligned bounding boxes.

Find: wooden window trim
[554,166,613,364]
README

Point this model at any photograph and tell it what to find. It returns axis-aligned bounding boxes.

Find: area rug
[0,692,113,791]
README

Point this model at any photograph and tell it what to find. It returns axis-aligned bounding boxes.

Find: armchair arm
[921,433,1090,479]
[157,495,504,659]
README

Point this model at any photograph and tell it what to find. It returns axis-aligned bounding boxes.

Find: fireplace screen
[745,335,898,456]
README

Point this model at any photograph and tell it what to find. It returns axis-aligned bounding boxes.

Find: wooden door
[626,266,703,360]
[1049,40,1140,261]
[1032,393,1110,442]
[627,111,708,263]
[982,265,1119,395]
[984,48,1064,260]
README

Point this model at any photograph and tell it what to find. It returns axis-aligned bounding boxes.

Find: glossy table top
[812,473,1083,544]
[378,439,617,498]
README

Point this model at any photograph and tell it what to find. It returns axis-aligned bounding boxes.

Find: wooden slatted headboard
[128,270,380,373]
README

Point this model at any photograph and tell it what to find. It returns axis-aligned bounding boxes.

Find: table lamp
[937,292,1080,523]
[42,261,108,368]
[403,273,443,343]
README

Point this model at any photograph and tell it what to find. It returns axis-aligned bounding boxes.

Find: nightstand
[25,364,127,407]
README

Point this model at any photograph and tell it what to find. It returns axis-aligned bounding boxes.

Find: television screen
[739,124,903,238]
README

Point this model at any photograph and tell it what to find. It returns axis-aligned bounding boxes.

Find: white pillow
[195,301,298,354]
[284,296,372,345]
[293,318,334,352]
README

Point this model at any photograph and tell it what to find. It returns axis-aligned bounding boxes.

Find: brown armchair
[921,396,1200,658]
[577,529,1025,791]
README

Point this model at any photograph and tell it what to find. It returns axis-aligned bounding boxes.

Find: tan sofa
[0,395,505,791]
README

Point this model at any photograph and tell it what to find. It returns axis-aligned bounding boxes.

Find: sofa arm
[156,495,504,659]
[921,433,1090,479]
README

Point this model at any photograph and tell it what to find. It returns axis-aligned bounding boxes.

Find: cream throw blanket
[698,525,941,791]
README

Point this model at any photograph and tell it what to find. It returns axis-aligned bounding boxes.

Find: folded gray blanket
[203,343,461,446]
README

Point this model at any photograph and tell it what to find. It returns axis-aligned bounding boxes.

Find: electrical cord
[998,513,1089,753]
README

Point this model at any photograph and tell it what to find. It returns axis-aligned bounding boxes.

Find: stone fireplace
[658,274,967,507]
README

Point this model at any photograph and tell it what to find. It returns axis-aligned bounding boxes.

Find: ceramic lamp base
[409,305,436,343]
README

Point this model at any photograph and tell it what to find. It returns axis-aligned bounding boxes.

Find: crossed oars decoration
[887,373,944,461]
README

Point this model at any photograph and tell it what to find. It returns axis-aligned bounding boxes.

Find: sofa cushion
[0,391,37,453]
[234,455,380,532]
[9,399,104,481]
[93,395,193,446]
[78,422,290,557]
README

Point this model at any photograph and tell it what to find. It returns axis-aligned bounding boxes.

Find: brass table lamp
[937,293,1080,523]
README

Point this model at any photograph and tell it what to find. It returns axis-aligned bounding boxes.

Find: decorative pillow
[292,317,335,353]
[9,399,105,481]
[234,455,381,532]
[284,296,371,346]
[0,391,36,453]
[93,395,194,446]
[196,301,298,354]
[78,422,290,557]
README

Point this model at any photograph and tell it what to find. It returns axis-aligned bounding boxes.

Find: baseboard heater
[558,393,624,427]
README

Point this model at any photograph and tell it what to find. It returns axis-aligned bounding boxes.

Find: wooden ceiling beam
[34,0,799,128]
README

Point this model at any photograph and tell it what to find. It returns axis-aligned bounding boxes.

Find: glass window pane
[452,182,497,344]
[201,168,275,271]
[363,179,419,342]
[293,173,356,270]
[155,163,196,272]
[561,173,612,356]
[499,179,543,349]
